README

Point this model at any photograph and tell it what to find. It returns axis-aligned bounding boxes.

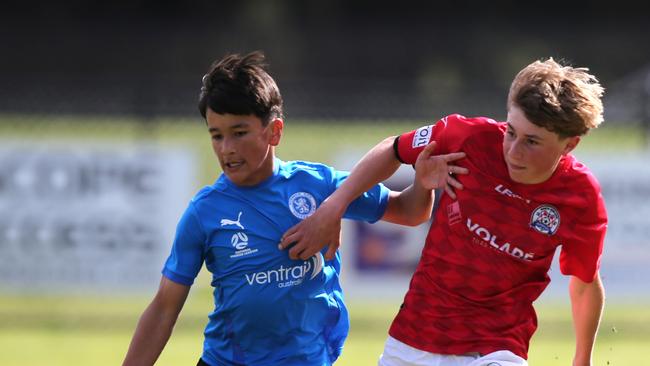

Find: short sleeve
[395,117,451,164]
[162,202,207,286]
[394,114,492,165]
[329,168,389,223]
[559,191,608,283]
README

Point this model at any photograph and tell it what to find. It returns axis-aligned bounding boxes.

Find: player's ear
[562,136,580,155]
[268,118,283,146]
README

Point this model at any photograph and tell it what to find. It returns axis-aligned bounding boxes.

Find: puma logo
[220,211,244,230]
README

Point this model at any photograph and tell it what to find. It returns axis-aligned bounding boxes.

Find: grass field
[1,115,648,365]
[0,290,649,365]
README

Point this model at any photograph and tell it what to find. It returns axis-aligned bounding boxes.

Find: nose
[219,136,236,155]
[506,139,524,160]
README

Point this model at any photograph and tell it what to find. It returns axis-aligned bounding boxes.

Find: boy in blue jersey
[122,51,467,366]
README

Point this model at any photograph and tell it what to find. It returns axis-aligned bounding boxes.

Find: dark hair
[198,51,283,125]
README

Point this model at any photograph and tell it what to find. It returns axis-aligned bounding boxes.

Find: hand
[414,141,468,199]
[278,200,344,260]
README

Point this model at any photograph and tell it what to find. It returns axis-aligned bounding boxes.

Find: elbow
[382,135,398,146]
[381,211,430,226]
[403,212,431,226]
[416,211,433,225]
[411,204,433,226]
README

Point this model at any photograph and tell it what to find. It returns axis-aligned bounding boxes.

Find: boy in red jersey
[279,58,607,366]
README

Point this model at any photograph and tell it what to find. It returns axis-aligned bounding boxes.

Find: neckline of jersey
[221,157,283,190]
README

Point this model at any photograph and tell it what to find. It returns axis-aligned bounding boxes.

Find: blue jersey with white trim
[163,158,389,366]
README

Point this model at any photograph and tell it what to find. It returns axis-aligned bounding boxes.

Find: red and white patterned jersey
[389,114,607,359]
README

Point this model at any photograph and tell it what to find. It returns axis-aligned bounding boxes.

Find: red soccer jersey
[389,114,607,359]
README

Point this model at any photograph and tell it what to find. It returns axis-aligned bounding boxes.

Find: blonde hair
[507,58,604,137]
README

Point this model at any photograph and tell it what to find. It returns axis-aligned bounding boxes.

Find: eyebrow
[507,123,543,141]
[208,123,249,133]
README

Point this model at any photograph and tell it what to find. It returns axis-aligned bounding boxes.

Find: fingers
[422,140,437,154]
[288,241,307,260]
[416,141,437,161]
[283,233,326,261]
[278,224,301,250]
[324,243,338,261]
[324,233,341,261]
[444,185,457,200]
[444,174,464,200]
[295,243,327,261]
[443,151,466,162]
[447,175,464,190]
[278,213,343,261]
[447,165,469,175]
[284,236,339,261]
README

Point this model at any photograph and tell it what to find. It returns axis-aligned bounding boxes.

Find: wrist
[412,175,428,191]
[321,195,348,218]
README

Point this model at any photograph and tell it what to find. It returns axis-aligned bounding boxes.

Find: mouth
[507,161,526,171]
[224,161,244,170]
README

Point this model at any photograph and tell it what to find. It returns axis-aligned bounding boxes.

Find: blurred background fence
[1,1,650,365]
[1,1,650,125]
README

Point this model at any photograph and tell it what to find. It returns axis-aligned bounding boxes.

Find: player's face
[503,106,579,184]
[206,108,283,186]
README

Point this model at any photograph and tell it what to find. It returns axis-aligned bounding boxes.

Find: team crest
[289,192,317,219]
[530,204,560,235]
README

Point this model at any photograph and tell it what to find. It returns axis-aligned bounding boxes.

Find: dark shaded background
[2,1,649,122]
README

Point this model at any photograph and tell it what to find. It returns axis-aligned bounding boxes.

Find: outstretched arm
[279,137,466,260]
[122,276,191,366]
[569,273,605,366]
[279,136,400,260]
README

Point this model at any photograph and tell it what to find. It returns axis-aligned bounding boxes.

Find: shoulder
[402,114,501,138]
[192,185,216,201]
[443,113,500,126]
[191,183,221,202]
[553,155,605,215]
[277,160,339,182]
[188,180,229,211]
[417,114,503,153]
[438,114,503,133]
[416,114,503,144]
[563,155,602,195]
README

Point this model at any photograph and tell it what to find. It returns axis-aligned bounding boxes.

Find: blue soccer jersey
[162,158,389,366]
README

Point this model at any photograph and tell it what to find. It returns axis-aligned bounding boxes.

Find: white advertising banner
[0,142,195,293]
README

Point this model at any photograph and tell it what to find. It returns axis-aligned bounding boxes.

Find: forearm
[570,274,605,366]
[123,278,189,366]
[122,301,178,366]
[326,136,401,214]
[383,180,434,225]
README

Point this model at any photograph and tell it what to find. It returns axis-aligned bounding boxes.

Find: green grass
[0,290,648,365]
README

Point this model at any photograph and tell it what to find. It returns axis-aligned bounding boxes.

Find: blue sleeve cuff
[367,185,389,224]
[162,267,195,286]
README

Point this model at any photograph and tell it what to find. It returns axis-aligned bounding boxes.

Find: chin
[508,170,528,184]
[224,172,244,184]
